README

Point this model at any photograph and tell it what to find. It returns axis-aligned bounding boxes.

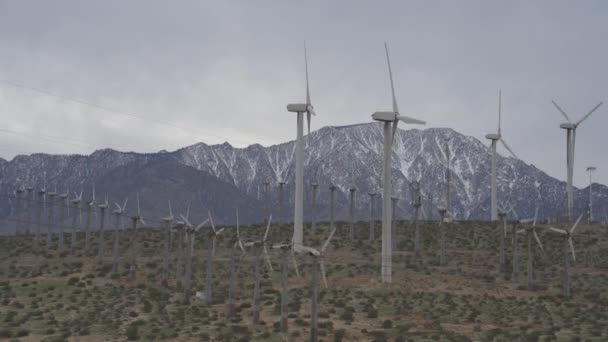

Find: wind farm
[1,2,608,341]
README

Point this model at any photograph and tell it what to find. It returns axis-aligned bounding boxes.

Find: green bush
[125,324,139,340]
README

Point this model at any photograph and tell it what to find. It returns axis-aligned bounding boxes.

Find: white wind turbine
[128,193,146,280]
[241,215,273,324]
[410,181,423,258]
[160,201,174,288]
[96,196,109,262]
[485,90,518,221]
[518,208,544,290]
[70,191,83,253]
[15,186,24,236]
[180,212,209,304]
[227,207,248,318]
[552,100,603,221]
[84,186,95,255]
[372,43,426,283]
[286,43,316,247]
[35,185,46,249]
[348,188,356,242]
[58,189,69,254]
[200,211,225,305]
[46,185,58,252]
[586,166,596,223]
[549,214,583,299]
[111,197,128,275]
[296,225,337,342]
[271,239,301,333]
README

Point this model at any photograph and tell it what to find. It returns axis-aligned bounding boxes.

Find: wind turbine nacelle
[287,103,309,113]
[560,123,575,129]
[372,111,397,122]
[485,133,500,140]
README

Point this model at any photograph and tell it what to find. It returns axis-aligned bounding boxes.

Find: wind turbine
[586,166,596,223]
[129,193,146,280]
[227,207,247,317]
[58,189,69,254]
[437,207,451,266]
[160,201,174,288]
[84,186,95,255]
[518,208,544,290]
[173,203,189,292]
[552,100,603,221]
[262,181,270,224]
[70,191,83,253]
[329,185,336,234]
[485,90,518,221]
[310,182,319,230]
[241,215,273,324]
[201,211,225,305]
[296,225,337,342]
[271,239,300,332]
[96,196,109,262]
[549,214,583,299]
[372,43,426,283]
[35,185,46,249]
[368,192,377,241]
[24,186,34,235]
[45,185,57,251]
[348,188,356,242]
[497,210,507,273]
[180,212,209,304]
[111,197,128,275]
[286,43,316,247]
[410,181,423,258]
[15,186,24,235]
[278,181,286,226]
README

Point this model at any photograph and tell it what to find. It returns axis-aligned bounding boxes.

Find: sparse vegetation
[1,220,607,340]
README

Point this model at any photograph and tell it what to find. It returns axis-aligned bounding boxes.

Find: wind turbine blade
[195,218,209,231]
[499,138,518,159]
[569,237,576,261]
[291,248,300,277]
[321,227,336,252]
[305,41,311,106]
[122,198,128,212]
[533,230,544,251]
[320,259,328,288]
[263,215,272,241]
[498,90,502,135]
[551,100,572,123]
[533,207,538,227]
[208,210,216,233]
[168,200,173,217]
[549,227,567,234]
[576,102,603,126]
[185,202,191,220]
[263,246,273,272]
[398,115,426,125]
[136,192,141,215]
[570,214,583,234]
[384,42,399,114]
[92,185,96,202]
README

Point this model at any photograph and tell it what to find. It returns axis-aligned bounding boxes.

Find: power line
[0,79,255,146]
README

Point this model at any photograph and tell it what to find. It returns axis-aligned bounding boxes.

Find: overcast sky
[0,1,606,187]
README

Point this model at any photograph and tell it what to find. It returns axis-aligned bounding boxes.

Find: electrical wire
[0,79,255,146]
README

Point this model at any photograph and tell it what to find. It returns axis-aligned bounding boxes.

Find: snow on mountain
[1,123,605,228]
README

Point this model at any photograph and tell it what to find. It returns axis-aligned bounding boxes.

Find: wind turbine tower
[586,166,596,223]
[485,91,518,221]
[348,188,356,241]
[552,100,603,221]
[286,44,316,247]
[310,183,319,230]
[372,43,426,283]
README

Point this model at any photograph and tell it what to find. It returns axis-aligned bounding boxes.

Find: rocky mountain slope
[1,123,606,229]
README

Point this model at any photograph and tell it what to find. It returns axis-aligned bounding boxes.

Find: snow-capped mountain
[1,123,605,229]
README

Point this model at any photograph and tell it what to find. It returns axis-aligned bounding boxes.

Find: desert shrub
[125,323,139,340]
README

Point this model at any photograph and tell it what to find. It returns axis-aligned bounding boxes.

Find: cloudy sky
[0,1,606,187]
